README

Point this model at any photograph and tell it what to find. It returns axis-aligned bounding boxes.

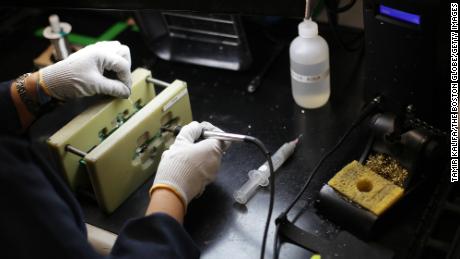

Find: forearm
[146,188,185,224]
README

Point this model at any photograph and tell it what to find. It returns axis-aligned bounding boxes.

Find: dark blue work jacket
[0,80,199,259]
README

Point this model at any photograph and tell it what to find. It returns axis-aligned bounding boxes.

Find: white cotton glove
[39,41,132,100]
[151,121,231,208]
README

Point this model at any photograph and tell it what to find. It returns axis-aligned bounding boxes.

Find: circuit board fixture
[48,68,193,213]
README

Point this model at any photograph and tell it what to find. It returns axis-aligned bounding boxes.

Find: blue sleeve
[0,80,22,134]
[0,136,200,259]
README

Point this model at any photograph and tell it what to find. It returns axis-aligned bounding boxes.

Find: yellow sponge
[328,160,404,215]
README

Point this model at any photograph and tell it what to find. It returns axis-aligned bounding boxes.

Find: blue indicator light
[379,5,421,25]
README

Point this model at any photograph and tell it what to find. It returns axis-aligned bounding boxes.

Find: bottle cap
[298,19,318,38]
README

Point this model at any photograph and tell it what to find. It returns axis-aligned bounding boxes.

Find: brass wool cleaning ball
[365,153,409,187]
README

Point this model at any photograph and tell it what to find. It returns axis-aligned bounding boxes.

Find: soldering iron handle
[163,124,247,142]
[201,131,246,142]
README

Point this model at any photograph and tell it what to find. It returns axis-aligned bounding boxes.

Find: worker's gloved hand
[151,121,231,209]
[39,41,132,100]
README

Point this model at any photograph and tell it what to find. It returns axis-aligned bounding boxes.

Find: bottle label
[290,60,329,83]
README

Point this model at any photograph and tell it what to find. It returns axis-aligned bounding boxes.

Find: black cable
[325,10,364,52]
[270,3,365,258]
[323,0,363,52]
[247,43,285,93]
[271,97,381,259]
[273,223,283,259]
[324,0,357,14]
[243,136,275,259]
[247,28,286,93]
[165,127,275,259]
[280,97,381,217]
[358,135,375,164]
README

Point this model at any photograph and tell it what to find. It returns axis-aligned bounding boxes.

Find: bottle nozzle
[49,14,61,33]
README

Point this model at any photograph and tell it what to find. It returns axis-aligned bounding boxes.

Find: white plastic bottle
[290,19,330,109]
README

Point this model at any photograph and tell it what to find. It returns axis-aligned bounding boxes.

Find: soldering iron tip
[292,134,303,144]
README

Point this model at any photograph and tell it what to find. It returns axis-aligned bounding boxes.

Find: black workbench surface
[1,10,440,259]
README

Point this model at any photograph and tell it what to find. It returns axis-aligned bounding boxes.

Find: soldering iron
[161,125,251,142]
[161,124,275,259]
